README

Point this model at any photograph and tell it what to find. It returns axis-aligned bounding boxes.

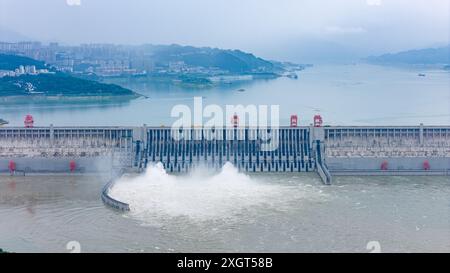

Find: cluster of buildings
[0,41,279,79]
[0,41,143,76]
[0,41,227,77]
[0,65,51,78]
[165,61,227,75]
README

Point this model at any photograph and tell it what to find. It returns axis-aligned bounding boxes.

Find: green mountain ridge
[148,44,280,74]
[0,54,137,97]
[0,53,47,70]
[0,73,136,97]
[365,46,450,65]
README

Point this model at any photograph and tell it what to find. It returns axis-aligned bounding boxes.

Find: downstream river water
[0,172,449,253]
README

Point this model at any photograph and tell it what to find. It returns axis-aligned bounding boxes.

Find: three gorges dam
[1,115,450,185]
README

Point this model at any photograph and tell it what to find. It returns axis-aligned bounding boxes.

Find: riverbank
[0,93,141,104]
[102,71,286,90]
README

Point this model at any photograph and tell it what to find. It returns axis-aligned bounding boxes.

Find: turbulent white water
[109,162,326,222]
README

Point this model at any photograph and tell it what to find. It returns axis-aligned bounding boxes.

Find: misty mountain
[147,44,280,74]
[0,27,31,42]
[365,46,450,65]
[0,54,46,70]
[252,36,370,64]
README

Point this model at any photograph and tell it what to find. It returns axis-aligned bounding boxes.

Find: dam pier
[1,121,449,184]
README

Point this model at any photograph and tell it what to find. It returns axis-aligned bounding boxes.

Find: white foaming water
[109,162,325,223]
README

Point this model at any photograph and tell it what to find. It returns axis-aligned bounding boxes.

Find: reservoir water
[0,64,449,126]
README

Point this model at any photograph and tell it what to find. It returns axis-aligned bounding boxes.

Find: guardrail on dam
[1,124,449,184]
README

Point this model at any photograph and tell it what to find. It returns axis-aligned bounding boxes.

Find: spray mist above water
[109,162,326,223]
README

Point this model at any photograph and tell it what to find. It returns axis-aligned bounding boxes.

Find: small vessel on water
[286,73,298,79]
[418,73,426,77]
[0,118,8,126]
[237,88,246,92]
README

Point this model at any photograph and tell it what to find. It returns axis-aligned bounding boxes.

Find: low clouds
[0,0,447,62]
[325,26,367,35]
[366,0,382,6]
[66,0,81,6]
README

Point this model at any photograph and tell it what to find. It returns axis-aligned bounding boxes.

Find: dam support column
[131,125,148,170]
[49,124,54,146]
[141,124,148,170]
[419,123,424,145]
[311,125,332,185]
[310,124,325,163]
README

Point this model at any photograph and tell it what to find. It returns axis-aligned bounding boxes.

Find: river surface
[0,63,449,253]
[0,171,449,253]
[0,64,449,126]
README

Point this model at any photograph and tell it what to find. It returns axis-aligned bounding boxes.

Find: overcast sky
[0,0,448,62]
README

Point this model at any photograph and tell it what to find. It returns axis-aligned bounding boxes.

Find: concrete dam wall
[1,125,449,178]
[0,126,134,173]
[324,126,450,174]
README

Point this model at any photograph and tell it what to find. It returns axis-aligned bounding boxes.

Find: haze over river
[0,64,449,126]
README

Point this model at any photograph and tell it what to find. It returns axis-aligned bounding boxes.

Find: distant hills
[365,45,450,66]
[142,44,284,74]
[135,44,291,87]
[0,73,137,97]
[0,44,306,96]
[0,43,306,89]
[0,27,30,42]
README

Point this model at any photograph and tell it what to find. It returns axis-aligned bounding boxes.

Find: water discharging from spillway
[109,162,327,223]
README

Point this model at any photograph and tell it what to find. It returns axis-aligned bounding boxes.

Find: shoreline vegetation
[0,54,139,98]
[0,248,8,253]
[0,118,8,125]
[100,71,288,89]
[0,94,140,104]
[0,72,140,98]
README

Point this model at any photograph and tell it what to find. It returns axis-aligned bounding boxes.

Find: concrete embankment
[331,170,449,176]
[0,157,113,174]
[101,179,130,211]
[326,157,450,176]
[317,162,332,184]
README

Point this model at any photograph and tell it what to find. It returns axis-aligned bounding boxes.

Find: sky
[0,0,449,62]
